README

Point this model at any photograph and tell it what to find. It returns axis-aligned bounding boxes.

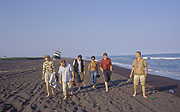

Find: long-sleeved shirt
[42,61,55,76]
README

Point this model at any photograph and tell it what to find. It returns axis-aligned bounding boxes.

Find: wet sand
[0,58,180,112]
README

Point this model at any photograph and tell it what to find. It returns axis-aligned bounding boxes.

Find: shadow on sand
[156,85,178,92]
[74,79,134,94]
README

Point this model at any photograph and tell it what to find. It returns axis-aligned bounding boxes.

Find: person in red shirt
[100,53,112,92]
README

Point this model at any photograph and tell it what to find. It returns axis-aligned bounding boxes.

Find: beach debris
[169,89,175,93]
[1,56,7,58]
[109,81,113,85]
[151,97,157,100]
[151,90,156,94]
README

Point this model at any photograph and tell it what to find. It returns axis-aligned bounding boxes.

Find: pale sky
[0,0,180,57]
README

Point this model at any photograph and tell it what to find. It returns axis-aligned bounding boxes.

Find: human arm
[83,61,86,75]
[42,63,46,80]
[83,68,86,75]
[109,59,113,72]
[130,60,135,79]
[100,59,103,72]
[72,60,75,67]
[70,64,75,81]
[88,63,91,72]
[145,67,148,79]
[72,60,75,70]
[110,65,112,72]
[72,71,75,81]
[144,60,148,79]
[129,67,134,79]
[96,62,100,75]
[51,62,56,79]
[100,67,103,73]
[59,73,62,85]
[53,73,56,80]
[58,67,62,85]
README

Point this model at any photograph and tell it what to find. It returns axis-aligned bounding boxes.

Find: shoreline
[113,63,180,81]
[83,58,180,97]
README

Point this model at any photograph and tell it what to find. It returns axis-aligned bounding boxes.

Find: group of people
[42,51,148,100]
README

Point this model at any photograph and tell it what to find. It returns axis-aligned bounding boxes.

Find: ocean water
[85,53,180,81]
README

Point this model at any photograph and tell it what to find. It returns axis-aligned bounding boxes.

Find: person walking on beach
[88,56,99,89]
[100,53,112,92]
[42,55,55,97]
[58,60,75,100]
[129,51,148,98]
[73,55,86,91]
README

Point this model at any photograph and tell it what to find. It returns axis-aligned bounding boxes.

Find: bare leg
[46,82,50,97]
[142,85,147,98]
[79,83,82,88]
[51,88,54,95]
[133,85,137,96]
[78,82,82,91]
[105,82,108,92]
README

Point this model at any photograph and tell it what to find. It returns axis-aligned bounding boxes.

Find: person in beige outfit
[129,51,148,98]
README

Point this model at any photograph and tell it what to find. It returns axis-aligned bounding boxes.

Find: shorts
[45,73,51,82]
[75,72,84,83]
[134,75,146,86]
[103,70,112,82]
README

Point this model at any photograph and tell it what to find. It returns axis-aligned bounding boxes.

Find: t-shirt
[58,63,73,82]
[43,61,55,76]
[100,58,112,70]
[88,61,98,71]
[132,58,147,75]
[73,60,85,72]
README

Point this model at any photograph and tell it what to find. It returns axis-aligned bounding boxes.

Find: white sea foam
[112,62,180,80]
[148,70,180,80]
[84,58,99,62]
[143,57,180,60]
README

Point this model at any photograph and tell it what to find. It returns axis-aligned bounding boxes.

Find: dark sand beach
[0,58,180,112]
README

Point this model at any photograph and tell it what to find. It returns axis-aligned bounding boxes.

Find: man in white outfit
[58,60,75,100]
